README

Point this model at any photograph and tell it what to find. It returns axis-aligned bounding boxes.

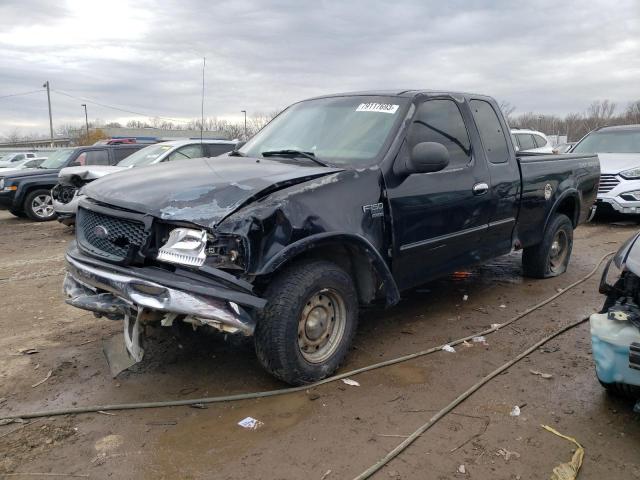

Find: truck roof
[305,89,496,102]
[596,124,640,132]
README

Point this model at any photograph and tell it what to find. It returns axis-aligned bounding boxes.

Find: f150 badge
[362,203,384,218]
[544,184,553,200]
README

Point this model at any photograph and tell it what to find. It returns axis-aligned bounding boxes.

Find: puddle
[147,392,311,476]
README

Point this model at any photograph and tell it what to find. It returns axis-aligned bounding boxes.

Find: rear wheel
[24,189,56,222]
[254,259,359,385]
[522,213,573,278]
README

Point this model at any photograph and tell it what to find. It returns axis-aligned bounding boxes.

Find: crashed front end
[63,199,265,367]
[591,232,640,394]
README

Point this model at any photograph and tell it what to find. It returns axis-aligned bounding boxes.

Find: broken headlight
[157,228,208,267]
[205,233,246,270]
[600,257,625,294]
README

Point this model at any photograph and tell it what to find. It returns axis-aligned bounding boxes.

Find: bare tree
[625,100,640,124]
[499,101,517,124]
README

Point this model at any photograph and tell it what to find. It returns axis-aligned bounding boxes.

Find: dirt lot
[1,210,639,479]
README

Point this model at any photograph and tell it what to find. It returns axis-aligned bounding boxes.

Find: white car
[572,124,640,215]
[52,139,237,224]
[0,157,46,174]
[511,129,554,154]
[0,151,40,168]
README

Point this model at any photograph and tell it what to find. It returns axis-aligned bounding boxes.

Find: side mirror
[408,142,450,174]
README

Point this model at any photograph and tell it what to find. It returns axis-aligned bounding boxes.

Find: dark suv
[0,145,143,221]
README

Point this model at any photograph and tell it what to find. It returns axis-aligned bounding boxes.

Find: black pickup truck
[0,144,143,221]
[63,90,600,384]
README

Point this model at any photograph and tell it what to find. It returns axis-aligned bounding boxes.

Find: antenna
[200,57,205,143]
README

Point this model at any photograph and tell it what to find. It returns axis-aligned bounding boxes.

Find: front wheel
[254,259,359,385]
[24,189,56,222]
[522,213,573,278]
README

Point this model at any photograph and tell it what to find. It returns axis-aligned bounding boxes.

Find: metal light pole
[241,110,247,139]
[81,104,89,137]
[43,81,54,147]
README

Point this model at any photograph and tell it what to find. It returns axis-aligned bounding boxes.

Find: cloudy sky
[0,0,638,136]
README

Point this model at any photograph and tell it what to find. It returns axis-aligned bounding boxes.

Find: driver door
[386,98,492,290]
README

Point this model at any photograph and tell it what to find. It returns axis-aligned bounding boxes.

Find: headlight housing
[620,167,640,180]
[599,257,625,294]
[157,228,208,267]
[205,233,246,270]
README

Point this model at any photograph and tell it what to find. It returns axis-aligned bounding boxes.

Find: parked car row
[0,140,237,222]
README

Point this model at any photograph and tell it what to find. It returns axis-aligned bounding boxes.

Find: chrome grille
[598,174,619,194]
[77,208,147,262]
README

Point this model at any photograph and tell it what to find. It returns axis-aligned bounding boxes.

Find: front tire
[599,380,640,399]
[9,208,27,218]
[254,259,359,385]
[522,213,573,278]
[24,189,56,222]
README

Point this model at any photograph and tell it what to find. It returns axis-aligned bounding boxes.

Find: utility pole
[43,81,54,147]
[200,57,205,143]
[241,110,247,139]
[81,104,89,138]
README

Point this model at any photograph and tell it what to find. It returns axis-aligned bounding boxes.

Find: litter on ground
[510,406,521,417]
[530,369,553,379]
[541,425,584,480]
[342,378,360,387]
[238,417,264,430]
[442,345,456,353]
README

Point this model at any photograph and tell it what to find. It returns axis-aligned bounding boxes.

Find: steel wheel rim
[32,194,54,218]
[549,229,568,273]
[297,288,347,364]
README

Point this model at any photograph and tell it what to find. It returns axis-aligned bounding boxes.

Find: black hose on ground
[352,315,590,480]
[0,252,613,422]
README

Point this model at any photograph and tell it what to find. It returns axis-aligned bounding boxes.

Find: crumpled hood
[598,153,640,174]
[58,165,128,183]
[84,156,343,228]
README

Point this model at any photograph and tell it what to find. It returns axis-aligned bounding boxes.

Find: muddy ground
[1,209,639,479]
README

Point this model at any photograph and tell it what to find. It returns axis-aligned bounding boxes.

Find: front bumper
[53,195,80,216]
[590,312,640,387]
[0,191,15,209]
[63,242,265,336]
[597,176,640,214]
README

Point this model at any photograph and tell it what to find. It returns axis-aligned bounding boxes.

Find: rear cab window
[517,134,536,150]
[470,100,510,163]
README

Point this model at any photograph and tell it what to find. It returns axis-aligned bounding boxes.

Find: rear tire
[522,213,573,278]
[254,259,359,385]
[24,189,56,222]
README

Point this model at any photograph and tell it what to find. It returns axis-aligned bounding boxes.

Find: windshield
[117,144,173,166]
[239,96,409,166]
[39,149,75,169]
[573,129,640,153]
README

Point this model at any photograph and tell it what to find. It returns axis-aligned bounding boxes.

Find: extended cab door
[386,97,492,290]
[468,99,520,257]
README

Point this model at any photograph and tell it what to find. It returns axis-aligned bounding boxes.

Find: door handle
[473,183,489,195]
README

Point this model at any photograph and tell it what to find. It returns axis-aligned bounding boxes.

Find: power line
[51,89,191,124]
[0,89,43,100]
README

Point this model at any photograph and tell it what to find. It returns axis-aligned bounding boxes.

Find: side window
[533,135,547,148]
[407,99,472,169]
[166,144,204,162]
[85,150,110,165]
[14,154,25,162]
[517,134,536,150]
[113,148,137,163]
[205,144,235,157]
[26,153,35,158]
[470,100,510,163]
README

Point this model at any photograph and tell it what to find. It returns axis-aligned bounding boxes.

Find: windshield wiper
[261,149,329,167]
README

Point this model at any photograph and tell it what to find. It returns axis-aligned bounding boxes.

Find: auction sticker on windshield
[356,103,399,114]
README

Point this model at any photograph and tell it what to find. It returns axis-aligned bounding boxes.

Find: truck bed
[515,152,600,248]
